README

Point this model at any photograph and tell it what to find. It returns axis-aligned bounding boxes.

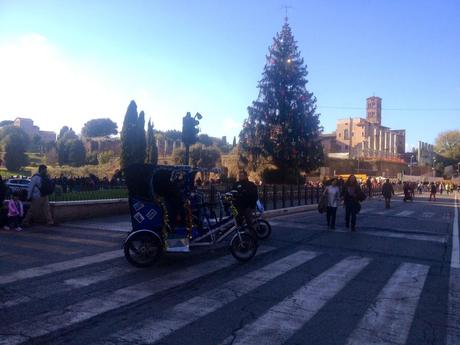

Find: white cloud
[0,33,127,134]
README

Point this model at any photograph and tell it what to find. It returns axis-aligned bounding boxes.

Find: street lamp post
[409,155,414,176]
[432,158,436,178]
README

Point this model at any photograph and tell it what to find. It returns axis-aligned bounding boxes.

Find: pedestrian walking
[366,177,372,199]
[343,175,365,232]
[429,182,437,201]
[382,179,395,208]
[324,178,340,230]
[0,176,8,228]
[4,191,24,231]
[22,165,55,226]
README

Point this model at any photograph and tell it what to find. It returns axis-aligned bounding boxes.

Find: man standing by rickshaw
[232,171,259,238]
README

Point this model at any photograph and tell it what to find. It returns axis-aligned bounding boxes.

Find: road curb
[263,204,317,219]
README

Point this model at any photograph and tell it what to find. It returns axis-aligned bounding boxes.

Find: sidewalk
[62,204,318,232]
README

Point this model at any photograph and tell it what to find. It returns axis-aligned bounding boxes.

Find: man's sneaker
[15,227,23,231]
[3,226,10,231]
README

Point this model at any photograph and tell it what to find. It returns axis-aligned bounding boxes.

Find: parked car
[6,178,30,194]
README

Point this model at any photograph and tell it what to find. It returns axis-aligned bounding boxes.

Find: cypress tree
[146,118,158,165]
[121,100,141,169]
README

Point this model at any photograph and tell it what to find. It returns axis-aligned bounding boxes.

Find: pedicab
[123,164,259,268]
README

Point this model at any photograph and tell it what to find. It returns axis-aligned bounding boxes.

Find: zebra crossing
[0,243,451,345]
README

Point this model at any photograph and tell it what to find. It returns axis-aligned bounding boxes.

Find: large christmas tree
[239,20,323,179]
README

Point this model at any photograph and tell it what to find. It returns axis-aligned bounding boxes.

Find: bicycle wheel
[230,232,258,262]
[124,231,163,268]
[254,219,272,240]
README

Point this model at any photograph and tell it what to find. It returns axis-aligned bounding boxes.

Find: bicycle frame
[190,199,243,247]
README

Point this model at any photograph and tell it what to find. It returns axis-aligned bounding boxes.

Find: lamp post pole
[409,155,414,176]
[432,158,436,178]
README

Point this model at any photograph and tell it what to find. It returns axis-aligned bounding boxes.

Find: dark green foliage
[58,127,78,141]
[188,144,221,168]
[2,129,30,171]
[137,111,146,161]
[165,130,182,141]
[232,136,237,147]
[81,118,118,137]
[120,100,146,169]
[67,140,86,167]
[57,140,69,165]
[56,126,79,165]
[146,119,158,165]
[0,120,13,127]
[434,130,460,161]
[198,134,213,147]
[239,22,323,177]
[261,168,302,184]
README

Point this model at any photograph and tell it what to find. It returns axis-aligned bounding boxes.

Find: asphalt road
[0,191,459,345]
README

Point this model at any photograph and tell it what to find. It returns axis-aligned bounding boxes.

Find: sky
[0,0,459,150]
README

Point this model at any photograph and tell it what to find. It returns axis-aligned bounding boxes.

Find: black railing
[202,184,325,211]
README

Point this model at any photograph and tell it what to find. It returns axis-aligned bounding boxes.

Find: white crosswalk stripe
[111,250,319,344]
[220,256,371,345]
[394,210,415,217]
[0,250,123,285]
[422,212,435,218]
[346,262,429,345]
[358,207,376,214]
[270,220,446,243]
[0,246,274,345]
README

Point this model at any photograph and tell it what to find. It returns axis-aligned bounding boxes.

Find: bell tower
[366,96,382,125]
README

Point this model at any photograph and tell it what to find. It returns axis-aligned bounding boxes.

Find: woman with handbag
[323,178,340,230]
[342,175,365,232]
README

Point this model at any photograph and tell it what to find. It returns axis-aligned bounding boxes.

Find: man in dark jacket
[232,171,258,236]
[382,179,394,209]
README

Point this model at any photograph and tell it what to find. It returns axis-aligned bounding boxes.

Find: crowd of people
[53,172,124,193]
[320,176,459,232]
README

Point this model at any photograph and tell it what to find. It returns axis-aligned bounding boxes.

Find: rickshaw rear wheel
[254,219,271,240]
[124,231,163,268]
[230,232,258,262]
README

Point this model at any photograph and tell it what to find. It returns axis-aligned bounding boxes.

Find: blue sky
[0,0,459,150]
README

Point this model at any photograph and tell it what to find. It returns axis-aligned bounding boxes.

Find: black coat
[232,180,258,209]
[382,182,394,198]
[343,184,364,206]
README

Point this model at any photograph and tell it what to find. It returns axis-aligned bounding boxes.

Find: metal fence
[49,182,402,207]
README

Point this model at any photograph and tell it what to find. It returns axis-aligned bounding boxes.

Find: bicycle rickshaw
[123,164,260,267]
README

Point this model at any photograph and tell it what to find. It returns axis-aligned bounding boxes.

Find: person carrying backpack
[22,165,55,227]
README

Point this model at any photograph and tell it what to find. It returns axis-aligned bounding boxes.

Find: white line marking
[0,265,139,309]
[422,212,435,218]
[113,250,319,344]
[447,267,460,345]
[63,266,136,288]
[358,208,375,214]
[360,230,446,243]
[221,256,371,345]
[346,262,429,345]
[0,250,123,285]
[270,221,446,243]
[0,246,274,345]
[452,193,460,268]
[394,210,415,217]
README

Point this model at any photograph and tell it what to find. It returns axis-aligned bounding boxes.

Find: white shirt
[325,185,340,208]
